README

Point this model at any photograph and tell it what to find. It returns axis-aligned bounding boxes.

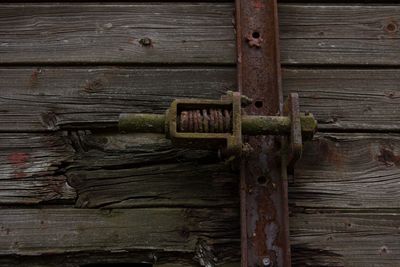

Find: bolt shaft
[119,113,166,133]
[119,113,316,137]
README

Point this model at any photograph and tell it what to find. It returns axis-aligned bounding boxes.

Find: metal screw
[262,257,271,267]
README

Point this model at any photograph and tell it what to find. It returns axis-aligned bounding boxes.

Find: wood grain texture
[292,133,400,209]
[0,4,235,64]
[0,4,399,65]
[0,208,240,266]
[2,111,399,265]
[67,132,238,208]
[0,207,398,267]
[1,2,399,266]
[291,211,400,267]
[0,133,75,204]
[1,127,400,265]
[0,67,235,131]
[0,254,239,267]
[1,67,400,132]
[280,4,400,65]
[283,68,400,131]
[63,132,400,210]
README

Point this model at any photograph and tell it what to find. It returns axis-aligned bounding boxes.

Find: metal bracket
[236,0,292,265]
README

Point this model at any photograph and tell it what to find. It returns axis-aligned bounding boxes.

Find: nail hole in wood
[255,100,263,108]
[257,176,267,185]
[252,31,260,39]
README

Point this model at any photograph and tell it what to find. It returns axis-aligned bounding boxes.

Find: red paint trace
[7,152,30,179]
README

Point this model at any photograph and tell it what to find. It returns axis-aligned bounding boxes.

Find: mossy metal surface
[119,113,166,133]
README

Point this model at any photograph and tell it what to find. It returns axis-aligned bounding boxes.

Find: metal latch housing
[119,92,317,163]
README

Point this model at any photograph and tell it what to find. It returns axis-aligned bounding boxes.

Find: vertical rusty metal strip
[236,0,291,266]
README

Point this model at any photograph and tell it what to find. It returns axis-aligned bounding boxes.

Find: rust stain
[8,152,29,167]
[253,184,277,263]
[7,152,30,179]
[29,68,42,88]
[251,0,265,9]
[318,138,343,168]
[377,146,400,167]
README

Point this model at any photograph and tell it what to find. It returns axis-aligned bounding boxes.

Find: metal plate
[236,0,291,266]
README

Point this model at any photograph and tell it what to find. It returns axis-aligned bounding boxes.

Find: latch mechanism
[119,92,316,164]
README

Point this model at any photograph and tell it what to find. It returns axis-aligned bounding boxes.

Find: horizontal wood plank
[0,254,239,267]
[0,4,399,65]
[0,67,235,131]
[0,133,75,204]
[0,208,240,266]
[280,4,400,65]
[0,207,398,267]
[293,133,400,209]
[1,67,399,132]
[0,4,235,64]
[283,68,400,131]
[64,132,400,210]
[67,132,238,208]
[291,211,400,267]
[5,132,400,210]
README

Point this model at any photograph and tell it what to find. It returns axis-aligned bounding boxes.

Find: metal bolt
[262,257,271,267]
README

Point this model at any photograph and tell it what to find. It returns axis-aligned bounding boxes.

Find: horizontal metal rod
[241,115,291,135]
[119,113,316,136]
[119,113,166,133]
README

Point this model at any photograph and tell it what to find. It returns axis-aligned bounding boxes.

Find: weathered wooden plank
[65,132,400,210]
[0,4,235,64]
[0,254,240,267]
[0,133,75,204]
[0,4,399,65]
[0,67,235,131]
[1,67,400,132]
[0,131,239,208]
[283,68,400,131]
[280,4,400,65]
[7,134,400,209]
[292,133,400,209]
[0,207,398,267]
[291,211,400,267]
[67,133,238,208]
[0,208,240,266]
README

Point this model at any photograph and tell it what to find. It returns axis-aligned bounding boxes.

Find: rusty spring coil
[178,109,232,133]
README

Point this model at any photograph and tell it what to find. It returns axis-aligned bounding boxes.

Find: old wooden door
[0,1,399,266]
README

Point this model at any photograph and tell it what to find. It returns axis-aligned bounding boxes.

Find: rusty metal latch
[119,92,317,165]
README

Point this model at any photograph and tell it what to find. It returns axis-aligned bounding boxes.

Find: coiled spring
[178,109,232,133]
